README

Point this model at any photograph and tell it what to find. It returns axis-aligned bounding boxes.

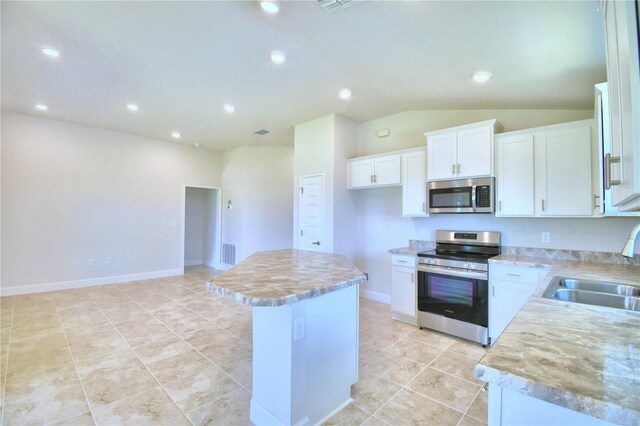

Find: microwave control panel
[476,185,491,207]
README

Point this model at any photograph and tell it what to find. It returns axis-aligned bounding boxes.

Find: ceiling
[1,1,606,151]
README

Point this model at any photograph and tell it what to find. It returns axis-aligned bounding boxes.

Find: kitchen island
[207,249,365,426]
[476,257,640,426]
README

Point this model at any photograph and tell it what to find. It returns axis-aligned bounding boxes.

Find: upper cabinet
[348,153,401,188]
[496,120,595,217]
[425,119,503,181]
[402,149,428,217]
[601,0,640,211]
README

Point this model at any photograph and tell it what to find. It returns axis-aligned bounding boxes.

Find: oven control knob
[468,263,476,270]
[430,259,437,265]
[463,263,469,269]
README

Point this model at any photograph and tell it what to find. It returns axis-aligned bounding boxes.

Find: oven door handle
[418,264,487,280]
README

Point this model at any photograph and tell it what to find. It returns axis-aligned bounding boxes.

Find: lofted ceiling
[1,1,606,151]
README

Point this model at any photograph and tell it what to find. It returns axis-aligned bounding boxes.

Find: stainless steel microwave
[427,177,495,214]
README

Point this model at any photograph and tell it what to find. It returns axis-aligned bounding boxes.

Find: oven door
[417,265,488,327]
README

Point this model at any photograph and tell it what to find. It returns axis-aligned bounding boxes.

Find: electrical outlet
[541,232,551,244]
[88,258,94,266]
[106,256,113,265]
[293,318,305,342]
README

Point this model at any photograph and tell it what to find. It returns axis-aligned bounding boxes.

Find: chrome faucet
[621,223,640,258]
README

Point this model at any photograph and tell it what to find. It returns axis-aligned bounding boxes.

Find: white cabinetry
[348,154,401,189]
[391,254,417,324]
[425,120,503,181]
[601,0,640,211]
[495,120,595,217]
[402,149,428,217]
[488,263,541,345]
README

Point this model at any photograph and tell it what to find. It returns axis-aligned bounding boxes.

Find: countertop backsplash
[501,246,640,266]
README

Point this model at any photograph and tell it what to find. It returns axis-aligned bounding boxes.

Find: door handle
[604,153,621,189]
[311,241,321,246]
[457,163,461,174]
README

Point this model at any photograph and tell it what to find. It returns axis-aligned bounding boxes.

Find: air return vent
[316,0,364,13]
[222,243,236,265]
[253,129,270,135]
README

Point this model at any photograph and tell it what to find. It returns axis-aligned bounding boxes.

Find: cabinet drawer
[391,254,415,267]
[490,263,540,284]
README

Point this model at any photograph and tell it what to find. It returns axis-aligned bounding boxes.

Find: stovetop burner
[417,230,501,265]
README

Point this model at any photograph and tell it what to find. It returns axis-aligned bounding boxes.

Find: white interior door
[299,175,324,252]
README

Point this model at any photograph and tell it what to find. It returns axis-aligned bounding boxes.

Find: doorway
[183,186,221,270]
[298,174,324,252]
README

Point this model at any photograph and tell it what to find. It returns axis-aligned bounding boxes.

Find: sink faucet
[621,223,640,258]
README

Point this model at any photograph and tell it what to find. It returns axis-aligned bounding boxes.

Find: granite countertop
[476,255,640,425]
[389,241,436,256]
[206,249,365,307]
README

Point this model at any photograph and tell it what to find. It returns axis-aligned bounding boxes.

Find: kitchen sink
[543,277,640,312]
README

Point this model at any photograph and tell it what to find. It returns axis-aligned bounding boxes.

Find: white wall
[184,187,218,267]
[221,145,293,264]
[350,109,640,298]
[1,112,222,291]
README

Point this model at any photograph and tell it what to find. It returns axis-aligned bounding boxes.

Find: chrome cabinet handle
[311,241,320,245]
[411,273,414,283]
[422,202,426,212]
[370,175,373,183]
[492,286,495,297]
[593,194,601,209]
[605,153,621,189]
[374,174,377,183]
[452,164,456,174]
[457,163,461,174]
[397,260,407,263]
[506,273,521,277]
[541,199,545,211]
[498,200,502,211]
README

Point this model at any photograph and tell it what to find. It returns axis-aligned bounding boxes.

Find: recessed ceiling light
[126,103,139,112]
[472,71,492,83]
[35,103,48,111]
[171,131,181,139]
[260,0,280,14]
[269,51,286,64]
[339,88,352,100]
[41,47,59,58]
[194,143,201,147]
[223,103,236,113]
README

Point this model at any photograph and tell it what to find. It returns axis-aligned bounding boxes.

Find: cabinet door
[374,154,401,185]
[427,132,457,180]
[391,266,416,318]
[457,125,493,177]
[496,134,535,216]
[488,279,537,345]
[535,125,593,216]
[349,159,375,188]
[402,150,428,217]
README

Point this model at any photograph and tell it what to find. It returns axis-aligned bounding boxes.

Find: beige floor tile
[58,310,110,330]
[3,383,90,426]
[67,324,130,362]
[82,362,158,409]
[385,337,444,364]
[465,388,488,422]
[7,335,73,372]
[361,415,391,425]
[351,374,401,414]
[10,324,66,343]
[458,414,487,426]
[406,367,480,413]
[195,332,252,365]
[4,362,80,403]
[75,349,142,382]
[324,403,371,425]
[92,386,183,425]
[360,349,426,386]
[448,339,487,362]
[407,328,457,350]
[146,349,213,384]
[360,328,403,352]
[51,411,96,425]
[115,319,174,347]
[131,333,192,364]
[186,387,251,426]
[162,365,241,412]
[364,316,417,336]
[152,305,212,335]
[218,351,252,387]
[376,388,463,426]
[431,349,483,383]
[132,293,176,311]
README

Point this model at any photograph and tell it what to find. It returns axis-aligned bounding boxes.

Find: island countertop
[206,249,366,307]
[476,256,640,425]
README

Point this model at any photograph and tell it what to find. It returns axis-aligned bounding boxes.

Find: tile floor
[0,266,488,425]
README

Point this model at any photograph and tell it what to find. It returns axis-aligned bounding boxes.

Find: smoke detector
[253,128,271,135]
[316,0,364,13]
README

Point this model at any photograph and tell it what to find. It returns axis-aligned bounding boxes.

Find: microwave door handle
[471,185,477,211]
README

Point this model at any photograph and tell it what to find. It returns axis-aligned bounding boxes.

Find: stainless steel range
[417,230,501,345]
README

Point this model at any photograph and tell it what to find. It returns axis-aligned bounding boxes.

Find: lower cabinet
[488,263,543,344]
[489,385,614,426]
[391,254,417,324]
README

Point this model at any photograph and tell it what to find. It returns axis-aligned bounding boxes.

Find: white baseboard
[0,268,183,297]
[360,289,391,304]
[184,259,204,267]
[219,263,233,271]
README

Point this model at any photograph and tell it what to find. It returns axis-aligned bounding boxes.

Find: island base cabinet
[250,284,359,425]
[489,385,615,426]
